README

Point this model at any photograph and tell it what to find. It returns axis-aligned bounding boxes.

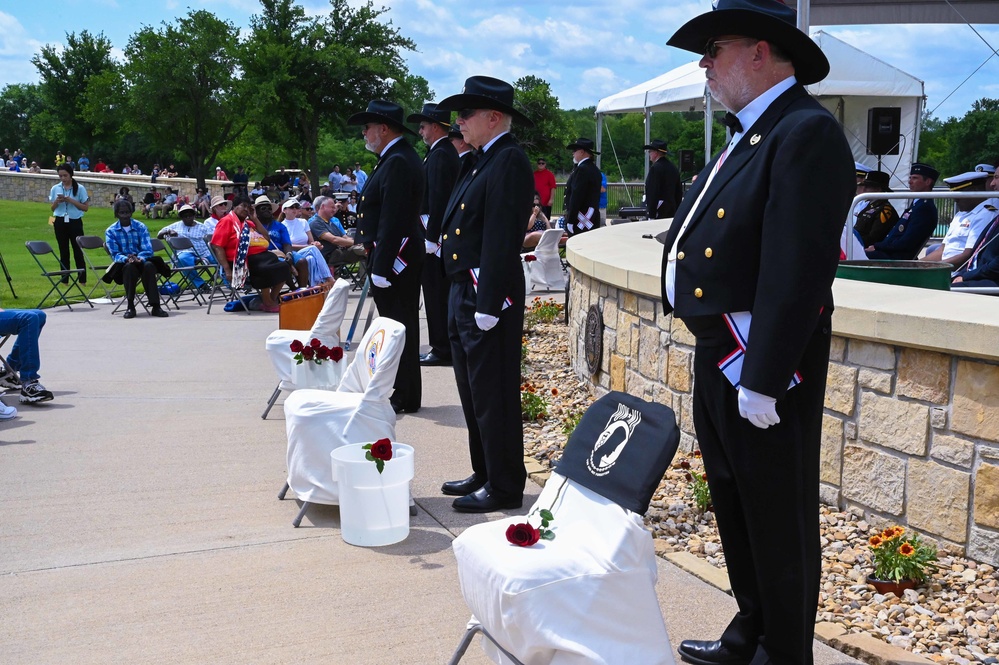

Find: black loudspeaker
[867,107,901,155]
[679,149,695,171]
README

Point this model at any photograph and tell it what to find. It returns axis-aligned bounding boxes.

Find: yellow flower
[882,528,897,539]
[898,542,915,557]
[869,535,883,548]
[893,526,906,538]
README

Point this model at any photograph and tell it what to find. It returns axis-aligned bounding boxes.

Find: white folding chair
[449,392,680,665]
[262,280,351,419]
[521,228,566,291]
[279,316,406,527]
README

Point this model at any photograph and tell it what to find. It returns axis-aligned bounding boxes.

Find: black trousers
[53,217,86,283]
[689,314,831,665]
[371,257,423,411]
[122,260,162,310]
[421,253,451,359]
[448,277,526,500]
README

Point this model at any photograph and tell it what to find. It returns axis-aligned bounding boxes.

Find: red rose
[330,346,344,362]
[506,522,540,547]
[290,340,305,353]
[301,347,315,360]
[310,338,322,349]
[369,438,393,462]
[524,254,537,262]
[315,346,329,360]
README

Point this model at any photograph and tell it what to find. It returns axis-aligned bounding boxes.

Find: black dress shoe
[391,402,419,414]
[677,640,751,665]
[452,487,523,513]
[419,352,451,366]
[122,308,137,319]
[441,474,486,497]
[150,307,169,318]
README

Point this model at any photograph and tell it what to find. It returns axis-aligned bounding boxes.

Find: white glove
[738,386,780,429]
[371,274,391,289]
[425,240,437,254]
[474,312,499,331]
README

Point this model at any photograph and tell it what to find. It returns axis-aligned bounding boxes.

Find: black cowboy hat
[407,103,451,128]
[566,137,600,156]
[642,139,670,153]
[436,76,535,127]
[667,0,829,86]
[860,170,891,190]
[347,100,418,136]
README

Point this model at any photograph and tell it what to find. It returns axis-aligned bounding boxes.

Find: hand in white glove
[425,240,437,254]
[371,274,391,289]
[474,312,499,331]
[738,386,780,429]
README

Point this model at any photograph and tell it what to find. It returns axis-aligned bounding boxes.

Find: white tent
[595,31,925,189]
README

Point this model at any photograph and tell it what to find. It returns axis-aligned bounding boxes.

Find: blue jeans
[176,250,217,287]
[0,309,46,382]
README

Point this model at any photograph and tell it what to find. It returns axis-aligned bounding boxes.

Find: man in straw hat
[347,99,426,414]
[563,137,602,236]
[434,76,535,513]
[643,138,683,219]
[659,2,855,663]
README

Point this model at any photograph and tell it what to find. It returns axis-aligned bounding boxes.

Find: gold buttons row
[677,248,714,260]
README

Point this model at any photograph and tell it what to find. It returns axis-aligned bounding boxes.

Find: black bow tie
[721,112,743,134]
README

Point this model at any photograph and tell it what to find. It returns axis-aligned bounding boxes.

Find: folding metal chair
[205,250,253,316]
[150,237,210,309]
[74,235,118,303]
[25,241,94,311]
[164,236,218,307]
[0,334,14,381]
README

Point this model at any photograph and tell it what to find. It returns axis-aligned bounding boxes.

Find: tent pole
[596,114,603,169]
[798,0,810,32]
[644,110,652,182]
[912,94,924,165]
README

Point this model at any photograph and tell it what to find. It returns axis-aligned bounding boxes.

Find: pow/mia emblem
[750,134,761,145]
[586,403,642,476]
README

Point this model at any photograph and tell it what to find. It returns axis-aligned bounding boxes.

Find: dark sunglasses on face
[704,37,752,58]
[457,109,482,119]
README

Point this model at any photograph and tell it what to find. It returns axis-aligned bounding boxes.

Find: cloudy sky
[2,0,997,121]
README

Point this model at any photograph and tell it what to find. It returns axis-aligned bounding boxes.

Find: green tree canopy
[514,76,570,165]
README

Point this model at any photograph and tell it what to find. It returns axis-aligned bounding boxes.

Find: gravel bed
[522,320,999,665]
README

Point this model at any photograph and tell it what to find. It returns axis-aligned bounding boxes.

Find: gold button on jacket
[442,234,448,240]
[704,248,713,258]
[455,228,461,235]
[677,251,685,260]
[694,288,703,298]
[452,253,458,260]
[716,208,725,219]
[460,203,465,210]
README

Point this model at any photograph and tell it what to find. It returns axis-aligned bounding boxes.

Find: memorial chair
[280,316,405,527]
[521,228,566,291]
[448,391,680,665]
[25,240,94,311]
[74,235,117,302]
[262,279,350,419]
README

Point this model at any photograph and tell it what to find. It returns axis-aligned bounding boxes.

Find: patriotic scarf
[232,221,251,289]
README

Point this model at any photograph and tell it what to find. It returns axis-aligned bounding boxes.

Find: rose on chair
[290,338,344,365]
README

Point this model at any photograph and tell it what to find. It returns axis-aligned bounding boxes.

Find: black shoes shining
[452,487,523,513]
[441,474,486,497]
[122,308,137,319]
[419,352,451,367]
[677,640,752,665]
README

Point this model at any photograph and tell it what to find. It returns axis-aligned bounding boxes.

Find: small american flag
[232,222,251,288]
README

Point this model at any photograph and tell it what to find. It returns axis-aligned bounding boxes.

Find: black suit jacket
[356,137,426,280]
[955,214,999,282]
[563,158,602,236]
[646,156,683,219]
[660,84,854,397]
[440,133,533,316]
[423,137,460,243]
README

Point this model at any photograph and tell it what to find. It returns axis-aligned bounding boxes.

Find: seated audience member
[523,192,553,249]
[278,198,332,287]
[7,159,19,172]
[308,195,365,267]
[103,199,171,319]
[0,301,54,411]
[150,164,161,182]
[203,195,230,236]
[297,179,312,203]
[28,161,41,174]
[141,188,158,217]
[131,164,142,175]
[194,187,211,217]
[853,170,899,246]
[210,195,291,312]
[255,196,306,287]
[250,182,266,198]
[867,163,939,260]
[340,168,357,194]
[952,164,999,288]
[115,186,134,207]
[215,166,229,181]
[157,204,217,289]
[151,188,178,219]
[94,158,108,173]
[163,164,178,178]
[921,169,997,268]
[122,165,132,175]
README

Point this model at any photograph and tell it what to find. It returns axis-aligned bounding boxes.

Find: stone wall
[0,170,226,209]
[568,269,999,565]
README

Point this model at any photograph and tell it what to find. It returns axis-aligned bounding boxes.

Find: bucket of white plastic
[331,442,414,546]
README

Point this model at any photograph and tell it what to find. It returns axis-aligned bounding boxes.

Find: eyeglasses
[457,109,482,119]
[704,37,754,58]
[538,161,546,166]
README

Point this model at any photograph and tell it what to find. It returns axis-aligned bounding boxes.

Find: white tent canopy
[595,31,925,189]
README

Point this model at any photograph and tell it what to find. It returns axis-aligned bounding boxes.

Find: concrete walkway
[0,289,861,664]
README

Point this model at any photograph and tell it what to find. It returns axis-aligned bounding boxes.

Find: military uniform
[853,198,899,246]
[867,197,938,260]
[953,213,999,287]
[645,153,683,219]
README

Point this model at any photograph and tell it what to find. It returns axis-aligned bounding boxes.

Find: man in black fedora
[643,138,683,219]
[660,2,854,664]
[563,137,602,237]
[435,76,535,513]
[347,99,426,414]
[408,103,460,368]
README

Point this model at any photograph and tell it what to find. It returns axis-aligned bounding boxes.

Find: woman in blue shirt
[48,164,90,285]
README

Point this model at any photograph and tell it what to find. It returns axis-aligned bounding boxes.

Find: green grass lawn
[0,200,176,310]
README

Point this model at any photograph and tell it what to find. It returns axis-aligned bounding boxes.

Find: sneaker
[20,381,54,404]
[0,368,21,391]
[0,402,16,420]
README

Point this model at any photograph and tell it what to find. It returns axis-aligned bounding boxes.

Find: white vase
[290,358,344,390]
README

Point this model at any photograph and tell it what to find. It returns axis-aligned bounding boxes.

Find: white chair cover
[265,280,351,387]
[452,472,674,665]
[283,317,405,505]
[521,228,566,291]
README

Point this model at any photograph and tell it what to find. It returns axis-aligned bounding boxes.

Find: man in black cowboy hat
[563,137,602,237]
[435,75,535,513]
[643,138,683,219]
[408,103,461,368]
[852,170,898,246]
[659,2,854,664]
[347,99,426,414]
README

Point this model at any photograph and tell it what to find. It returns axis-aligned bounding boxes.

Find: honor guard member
[852,170,899,246]
[642,139,683,219]
[661,1,855,664]
[851,162,874,222]
[435,76,535,513]
[563,137,602,236]
[866,162,939,260]
[449,122,474,171]
[409,103,460,368]
[347,100,426,414]
[922,168,997,268]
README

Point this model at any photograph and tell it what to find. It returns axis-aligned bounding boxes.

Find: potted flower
[289,337,345,389]
[866,526,938,594]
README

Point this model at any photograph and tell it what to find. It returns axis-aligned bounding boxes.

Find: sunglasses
[457,109,483,119]
[704,37,754,58]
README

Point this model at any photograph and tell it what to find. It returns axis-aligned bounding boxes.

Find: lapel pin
[750,134,761,145]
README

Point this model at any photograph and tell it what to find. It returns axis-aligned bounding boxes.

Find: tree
[112,11,250,188]
[243,0,417,191]
[513,76,570,164]
[30,30,117,160]
[0,84,48,162]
